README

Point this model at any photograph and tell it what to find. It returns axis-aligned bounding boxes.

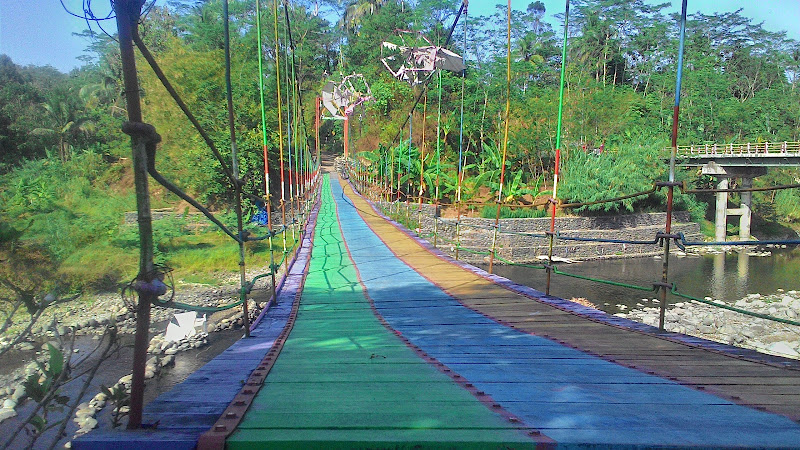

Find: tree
[0,56,48,170]
[31,87,93,163]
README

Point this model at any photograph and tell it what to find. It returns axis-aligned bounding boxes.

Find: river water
[480,247,800,314]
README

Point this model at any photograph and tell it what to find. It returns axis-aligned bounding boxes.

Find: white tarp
[164,311,207,342]
[381,42,465,85]
[320,75,373,119]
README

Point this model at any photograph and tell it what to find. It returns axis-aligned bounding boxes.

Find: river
[479,247,800,314]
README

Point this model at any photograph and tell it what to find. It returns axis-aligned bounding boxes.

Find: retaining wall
[375,201,703,264]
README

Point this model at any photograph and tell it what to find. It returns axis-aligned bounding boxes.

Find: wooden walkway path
[77,173,800,449]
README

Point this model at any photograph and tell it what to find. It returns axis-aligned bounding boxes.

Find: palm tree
[339,0,390,32]
[31,88,93,163]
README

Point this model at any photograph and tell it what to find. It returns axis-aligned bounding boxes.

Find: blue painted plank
[331,177,800,449]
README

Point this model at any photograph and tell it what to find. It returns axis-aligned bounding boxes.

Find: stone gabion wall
[372,201,703,264]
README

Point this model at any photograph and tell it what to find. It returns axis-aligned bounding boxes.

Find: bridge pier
[702,163,765,242]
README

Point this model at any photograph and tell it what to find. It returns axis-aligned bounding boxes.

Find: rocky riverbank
[0,274,273,446]
[614,289,800,359]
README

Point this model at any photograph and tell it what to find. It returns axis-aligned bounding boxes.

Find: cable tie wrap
[133,279,168,297]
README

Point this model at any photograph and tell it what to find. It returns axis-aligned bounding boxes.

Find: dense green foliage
[1,0,799,293]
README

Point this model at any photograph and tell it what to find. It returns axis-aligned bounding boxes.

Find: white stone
[682,317,699,327]
[2,399,16,409]
[666,313,679,323]
[164,347,178,355]
[161,354,175,367]
[0,408,17,423]
[11,386,26,401]
[79,417,98,430]
[765,342,800,358]
[119,374,133,385]
[697,325,715,334]
[75,407,95,418]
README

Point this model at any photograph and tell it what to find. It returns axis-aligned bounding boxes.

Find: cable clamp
[132,279,168,297]
[652,281,674,291]
[655,181,682,188]
[121,121,161,144]
[656,232,680,247]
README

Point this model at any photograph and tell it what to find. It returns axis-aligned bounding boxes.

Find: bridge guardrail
[674,141,800,158]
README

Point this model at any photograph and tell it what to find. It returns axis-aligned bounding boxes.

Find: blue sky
[1,1,798,73]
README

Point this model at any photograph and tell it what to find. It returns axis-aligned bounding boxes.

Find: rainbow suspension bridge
[72,0,800,448]
[78,173,800,448]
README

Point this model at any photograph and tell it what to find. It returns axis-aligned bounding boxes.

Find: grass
[480,205,549,219]
[699,219,716,239]
[1,153,302,296]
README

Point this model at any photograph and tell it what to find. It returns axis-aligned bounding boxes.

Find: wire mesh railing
[345,161,800,335]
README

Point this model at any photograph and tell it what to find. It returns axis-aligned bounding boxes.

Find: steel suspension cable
[488,0,512,274]
[273,0,288,267]
[434,69,443,247]
[455,4,468,260]
[407,112,412,222]
[255,0,279,306]
[418,91,428,229]
[659,0,688,331]
[283,13,297,251]
[388,0,468,149]
[222,0,250,336]
[281,0,313,215]
[545,0,570,294]
[391,134,396,204]
[398,117,403,203]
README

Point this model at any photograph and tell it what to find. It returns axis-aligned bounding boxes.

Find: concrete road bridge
[677,141,800,242]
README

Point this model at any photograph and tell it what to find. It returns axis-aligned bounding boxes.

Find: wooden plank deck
[76,173,800,449]
[226,176,538,449]
[335,176,800,447]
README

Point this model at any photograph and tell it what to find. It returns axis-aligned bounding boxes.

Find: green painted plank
[236,411,521,430]
[227,175,529,448]
[228,429,536,450]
